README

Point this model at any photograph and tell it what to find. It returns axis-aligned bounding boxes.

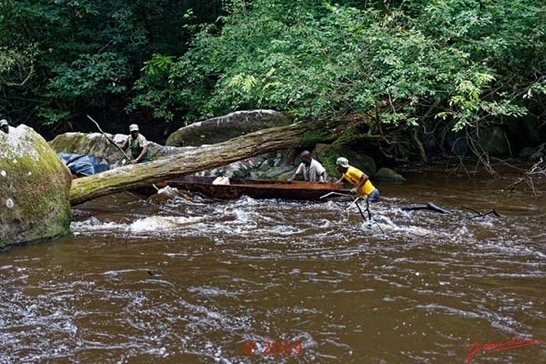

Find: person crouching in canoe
[288,150,327,183]
[118,124,151,164]
[335,157,380,202]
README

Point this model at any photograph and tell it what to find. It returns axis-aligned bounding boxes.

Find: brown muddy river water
[1,167,545,363]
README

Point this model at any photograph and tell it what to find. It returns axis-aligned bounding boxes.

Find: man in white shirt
[288,150,327,183]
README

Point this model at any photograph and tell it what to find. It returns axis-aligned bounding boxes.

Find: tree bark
[70,120,340,205]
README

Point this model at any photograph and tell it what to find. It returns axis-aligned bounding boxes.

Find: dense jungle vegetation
[0,0,545,164]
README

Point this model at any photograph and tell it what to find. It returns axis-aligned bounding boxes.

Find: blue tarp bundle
[57,152,110,176]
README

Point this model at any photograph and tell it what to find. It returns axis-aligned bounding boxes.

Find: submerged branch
[507,158,546,197]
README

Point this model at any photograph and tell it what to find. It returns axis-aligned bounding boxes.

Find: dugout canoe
[152,176,349,200]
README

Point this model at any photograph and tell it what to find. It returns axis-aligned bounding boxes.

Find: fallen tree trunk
[70,120,340,205]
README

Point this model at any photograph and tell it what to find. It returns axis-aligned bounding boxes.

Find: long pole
[87,114,132,161]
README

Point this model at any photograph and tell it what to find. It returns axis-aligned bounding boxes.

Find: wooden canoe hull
[157,176,349,200]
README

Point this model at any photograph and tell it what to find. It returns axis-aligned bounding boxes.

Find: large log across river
[70,120,340,205]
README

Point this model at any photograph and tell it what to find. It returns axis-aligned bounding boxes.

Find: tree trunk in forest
[70,120,340,205]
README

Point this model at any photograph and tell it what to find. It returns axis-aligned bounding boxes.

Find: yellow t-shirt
[342,166,376,196]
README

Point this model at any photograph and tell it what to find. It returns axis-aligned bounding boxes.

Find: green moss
[300,120,341,146]
[165,132,184,147]
[49,132,88,153]
[316,146,341,180]
[317,144,377,180]
[1,127,72,246]
[375,167,407,182]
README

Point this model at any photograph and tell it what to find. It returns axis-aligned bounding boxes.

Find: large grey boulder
[166,110,292,147]
[0,125,72,247]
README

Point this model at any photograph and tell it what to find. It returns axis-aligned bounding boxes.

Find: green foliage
[131,0,545,144]
[0,0,544,154]
[47,52,129,98]
[0,45,37,86]
[416,0,545,131]
[0,0,222,134]
[129,53,177,120]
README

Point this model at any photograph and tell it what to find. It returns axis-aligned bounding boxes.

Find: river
[1,166,545,363]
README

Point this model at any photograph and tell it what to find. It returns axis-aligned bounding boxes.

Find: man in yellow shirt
[335,157,380,202]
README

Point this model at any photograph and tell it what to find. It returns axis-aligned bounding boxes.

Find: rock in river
[166,109,292,147]
[0,125,72,247]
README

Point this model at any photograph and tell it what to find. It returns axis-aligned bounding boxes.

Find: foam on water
[71,215,206,236]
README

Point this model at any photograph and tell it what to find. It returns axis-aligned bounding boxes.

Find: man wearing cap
[0,119,9,134]
[335,157,380,202]
[288,150,327,183]
[118,124,151,164]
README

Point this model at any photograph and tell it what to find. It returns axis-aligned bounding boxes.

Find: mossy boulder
[166,110,292,147]
[49,132,114,161]
[375,167,407,182]
[316,144,377,181]
[0,125,72,247]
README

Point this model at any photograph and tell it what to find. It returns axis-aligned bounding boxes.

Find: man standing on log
[288,150,327,182]
[118,124,151,164]
[335,157,380,202]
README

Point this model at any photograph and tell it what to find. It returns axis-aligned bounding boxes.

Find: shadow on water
[1,168,545,363]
